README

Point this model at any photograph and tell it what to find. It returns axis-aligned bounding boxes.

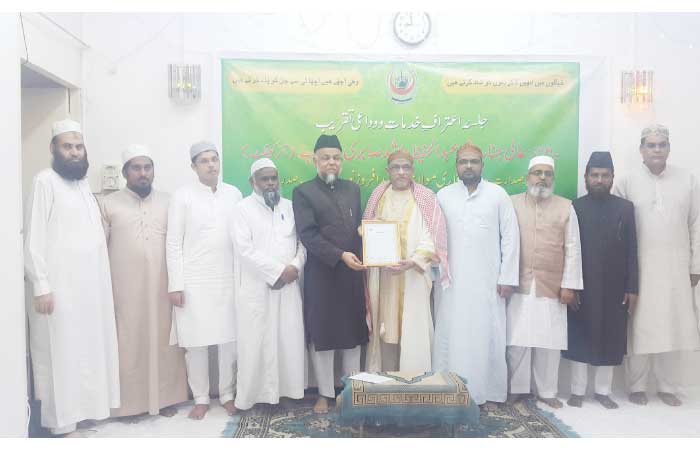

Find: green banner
[222,59,580,204]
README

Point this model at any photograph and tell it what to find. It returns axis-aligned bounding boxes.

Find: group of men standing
[24,119,699,436]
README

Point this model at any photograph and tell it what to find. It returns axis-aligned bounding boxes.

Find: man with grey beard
[506,155,583,409]
[24,119,120,435]
[292,134,368,414]
[230,158,306,411]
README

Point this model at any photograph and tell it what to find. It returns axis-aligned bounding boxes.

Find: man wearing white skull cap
[506,155,584,409]
[99,145,189,419]
[166,141,242,419]
[614,124,700,407]
[229,158,307,410]
[24,119,121,435]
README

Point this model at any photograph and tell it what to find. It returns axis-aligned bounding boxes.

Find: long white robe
[506,206,583,350]
[230,193,306,410]
[433,180,520,404]
[365,186,435,373]
[166,180,242,347]
[24,169,120,430]
[613,164,700,354]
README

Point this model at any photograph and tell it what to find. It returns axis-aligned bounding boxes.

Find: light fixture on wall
[620,70,653,104]
[168,64,201,105]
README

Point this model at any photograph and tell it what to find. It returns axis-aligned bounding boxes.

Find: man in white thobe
[507,155,583,409]
[434,143,520,406]
[613,124,700,407]
[100,145,189,419]
[230,158,306,410]
[166,141,242,419]
[24,119,120,435]
[364,150,449,373]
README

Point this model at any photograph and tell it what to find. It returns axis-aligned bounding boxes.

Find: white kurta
[230,193,306,410]
[24,169,120,430]
[433,180,520,404]
[166,180,242,347]
[506,205,583,350]
[613,164,700,354]
[365,186,435,373]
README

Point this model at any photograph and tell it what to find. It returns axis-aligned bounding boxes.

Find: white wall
[79,13,700,190]
[0,13,29,438]
[73,12,700,392]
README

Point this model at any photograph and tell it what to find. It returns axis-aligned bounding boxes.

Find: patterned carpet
[223,394,578,438]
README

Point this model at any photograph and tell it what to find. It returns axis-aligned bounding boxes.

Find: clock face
[393,12,431,46]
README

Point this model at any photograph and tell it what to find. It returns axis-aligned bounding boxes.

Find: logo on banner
[387,65,417,104]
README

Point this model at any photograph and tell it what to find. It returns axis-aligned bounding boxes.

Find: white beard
[527,183,554,199]
[324,173,337,185]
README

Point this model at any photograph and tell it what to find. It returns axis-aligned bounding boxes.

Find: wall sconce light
[168,64,201,105]
[621,70,653,104]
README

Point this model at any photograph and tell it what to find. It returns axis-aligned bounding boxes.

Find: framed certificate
[361,220,401,267]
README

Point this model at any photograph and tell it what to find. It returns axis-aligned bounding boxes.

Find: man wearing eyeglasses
[613,124,700,407]
[363,150,450,375]
[506,155,583,409]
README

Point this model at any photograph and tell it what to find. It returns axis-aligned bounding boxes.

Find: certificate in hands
[361,220,401,267]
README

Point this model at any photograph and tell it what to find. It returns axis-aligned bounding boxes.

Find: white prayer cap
[528,155,555,170]
[122,144,153,166]
[641,124,669,140]
[190,141,218,160]
[52,119,82,138]
[250,158,277,177]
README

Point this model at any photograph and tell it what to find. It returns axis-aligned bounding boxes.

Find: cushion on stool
[337,371,480,427]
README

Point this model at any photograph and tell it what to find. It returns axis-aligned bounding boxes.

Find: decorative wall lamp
[621,70,653,104]
[168,64,201,105]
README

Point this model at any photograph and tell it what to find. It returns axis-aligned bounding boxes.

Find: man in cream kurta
[166,141,242,419]
[434,143,520,406]
[507,155,583,409]
[613,124,700,407]
[100,145,188,418]
[24,119,120,435]
[230,158,306,410]
[364,151,448,373]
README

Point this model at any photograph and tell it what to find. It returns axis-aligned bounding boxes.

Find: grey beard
[263,190,280,208]
[527,184,554,199]
[323,173,337,185]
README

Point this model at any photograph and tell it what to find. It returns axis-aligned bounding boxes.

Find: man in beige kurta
[613,125,700,407]
[363,151,449,373]
[99,145,189,418]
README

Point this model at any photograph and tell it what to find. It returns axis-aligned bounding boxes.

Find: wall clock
[393,13,431,46]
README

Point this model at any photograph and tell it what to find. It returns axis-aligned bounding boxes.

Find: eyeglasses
[528,170,554,178]
[388,164,413,172]
[643,141,669,150]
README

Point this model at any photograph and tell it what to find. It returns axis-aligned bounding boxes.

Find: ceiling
[21,65,65,89]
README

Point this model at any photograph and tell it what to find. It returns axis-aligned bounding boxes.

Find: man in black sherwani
[292,134,369,414]
[563,151,638,409]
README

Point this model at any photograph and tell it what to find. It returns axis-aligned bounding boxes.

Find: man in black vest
[563,151,638,409]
